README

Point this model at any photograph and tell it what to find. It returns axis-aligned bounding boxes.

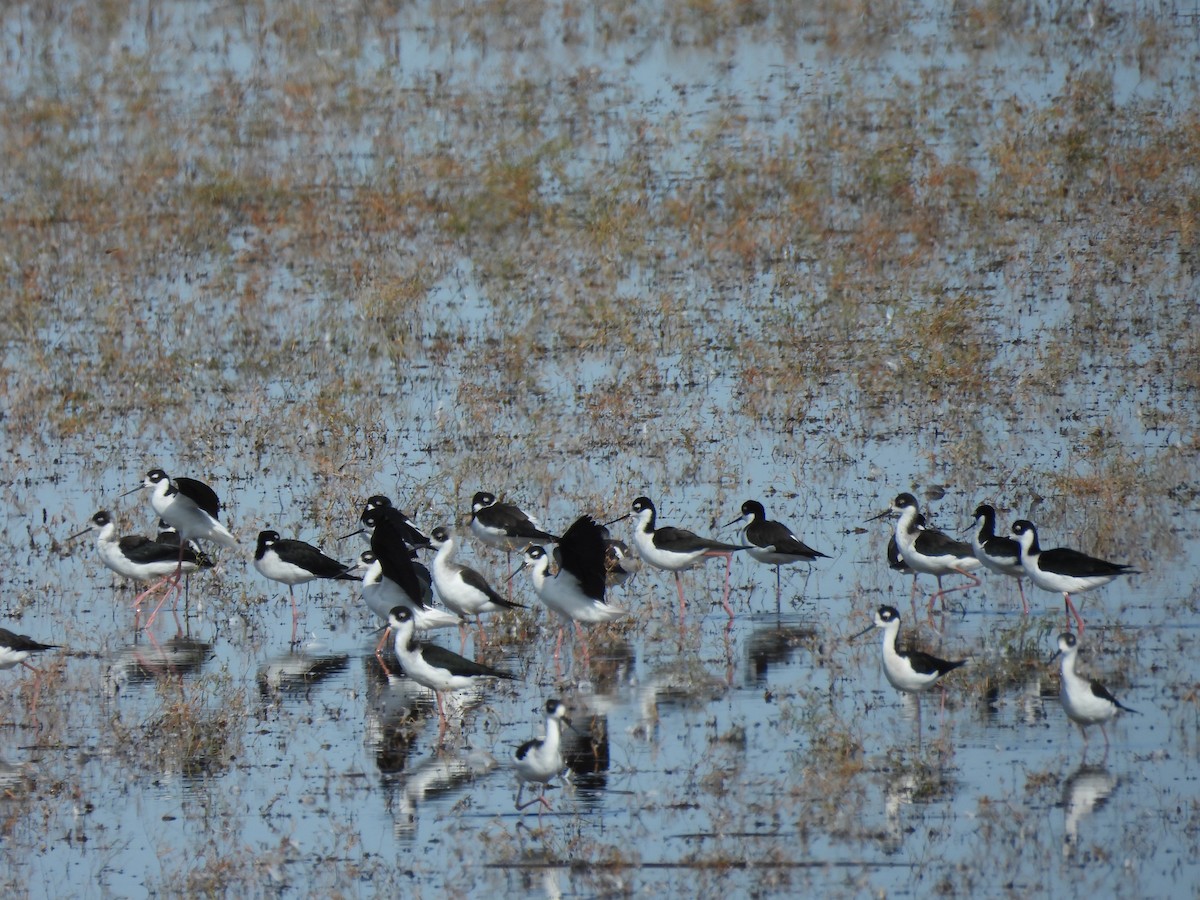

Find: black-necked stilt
[0,628,58,674]
[520,515,626,662]
[886,512,924,578]
[386,606,517,731]
[515,698,571,812]
[254,530,360,638]
[725,499,829,605]
[599,527,640,588]
[470,491,558,550]
[629,496,748,620]
[428,525,524,644]
[872,493,981,614]
[1010,519,1138,633]
[1054,631,1135,752]
[358,551,462,634]
[0,628,59,711]
[852,605,967,694]
[70,511,214,611]
[131,469,236,621]
[971,504,1029,614]
[354,495,430,548]
[137,469,236,551]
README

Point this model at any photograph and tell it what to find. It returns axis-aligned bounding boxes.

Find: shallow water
[2,1,1199,896]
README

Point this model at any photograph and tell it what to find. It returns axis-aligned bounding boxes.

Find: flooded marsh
[2,0,1200,896]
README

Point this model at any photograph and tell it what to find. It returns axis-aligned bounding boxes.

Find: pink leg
[434,692,450,743]
[675,572,687,622]
[289,587,301,633]
[574,622,591,669]
[927,568,982,612]
[143,576,183,629]
[1017,579,1029,615]
[1064,593,1085,634]
[133,575,172,609]
[375,626,392,656]
[21,657,43,715]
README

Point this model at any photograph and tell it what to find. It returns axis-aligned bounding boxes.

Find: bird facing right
[1054,631,1136,752]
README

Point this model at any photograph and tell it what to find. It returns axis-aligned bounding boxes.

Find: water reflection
[364,656,430,775]
[745,618,818,687]
[104,636,214,695]
[881,763,956,855]
[1061,764,1116,860]
[574,634,636,698]
[630,664,730,739]
[256,649,350,698]
[382,748,498,839]
[561,709,609,805]
[0,756,31,794]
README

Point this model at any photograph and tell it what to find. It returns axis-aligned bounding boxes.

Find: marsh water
[2,1,1199,896]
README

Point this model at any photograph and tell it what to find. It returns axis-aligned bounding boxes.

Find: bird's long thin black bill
[849,624,876,642]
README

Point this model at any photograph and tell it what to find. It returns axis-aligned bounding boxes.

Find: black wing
[515,737,541,761]
[418,641,518,680]
[460,566,524,610]
[479,503,558,542]
[557,515,608,602]
[901,648,967,678]
[654,525,745,554]
[0,628,58,653]
[281,539,358,580]
[1041,547,1137,578]
[371,518,427,604]
[174,477,222,519]
[763,523,829,560]
[371,505,429,548]
[1090,678,1137,713]
[119,535,188,566]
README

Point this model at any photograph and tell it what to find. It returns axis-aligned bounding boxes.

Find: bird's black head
[1058,632,1078,652]
[973,504,995,521]
[876,605,900,625]
[472,491,496,510]
[146,468,169,485]
[91,511,113,527]
[631,496,654,513]
[893,493,919,511]
[1011,520,1036,537]
[257,530,280,549]
[740,500,766,519]
[545,698,564,715]
[388,606,415,627]
[430,525,451,544]
[525,546,547,561]
[365,495,392,510]
[360,551,377,565]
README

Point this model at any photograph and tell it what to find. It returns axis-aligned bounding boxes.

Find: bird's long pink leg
[1064,593,1085,634]
[926,569,981,613]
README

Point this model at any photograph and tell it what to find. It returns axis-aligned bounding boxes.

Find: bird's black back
[175,477,222,519]
[557,515,608,602]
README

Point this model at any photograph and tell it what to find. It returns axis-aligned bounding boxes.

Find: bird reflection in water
[745,618,818,688]
[104,635,214,695]
[256,648,349,699]
[1061,764,1116,860]
[383,748,498,838]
